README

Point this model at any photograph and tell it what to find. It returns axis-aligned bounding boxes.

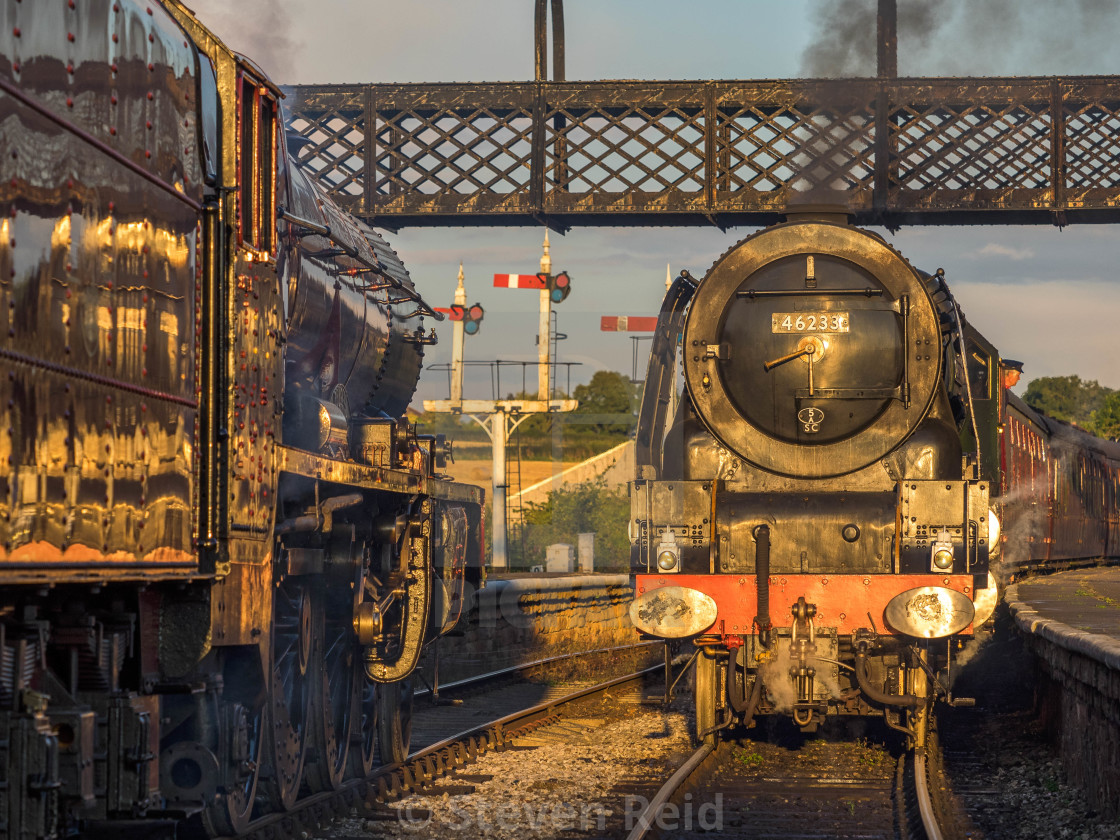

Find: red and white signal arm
[601,316,658,332]
[435,305,466,320]
[493,273,547,289]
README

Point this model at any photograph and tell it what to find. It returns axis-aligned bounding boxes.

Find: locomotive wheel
[264,578,313,810]
[377,677,414,765]
[201,678,265,835]
[304,585,356,791]
[349,671,379,777]
[694,648,719,745]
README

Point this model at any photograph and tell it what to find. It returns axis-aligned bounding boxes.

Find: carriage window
[199,55,219,186]
[237,72,277,253]
[239,76,255,245]
[966,340,990,400]
[259,96,276,253]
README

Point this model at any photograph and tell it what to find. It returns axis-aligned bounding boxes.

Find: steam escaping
[184,0,302,81]
[758,647,845,713]
[801,0,1120,78]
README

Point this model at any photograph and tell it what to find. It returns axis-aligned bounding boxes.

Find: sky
[185,0,1120,404]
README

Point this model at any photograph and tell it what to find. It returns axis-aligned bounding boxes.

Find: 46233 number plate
[772,312,849,333]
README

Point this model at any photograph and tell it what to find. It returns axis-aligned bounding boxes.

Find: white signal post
[423,239,578,570]
[538,231,552,400]
[450,263,466,404]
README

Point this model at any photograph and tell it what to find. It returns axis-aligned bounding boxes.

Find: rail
[624,733,949,840]
[236,644,665,840]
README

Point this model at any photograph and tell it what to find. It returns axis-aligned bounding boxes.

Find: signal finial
[540,230,552,276]
[455,262,466,305]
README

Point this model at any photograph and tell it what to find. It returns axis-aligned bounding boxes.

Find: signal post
[425,235,577,569]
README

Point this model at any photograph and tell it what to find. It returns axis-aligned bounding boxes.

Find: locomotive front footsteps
[0,1,483,836]
[630,214,1120,743]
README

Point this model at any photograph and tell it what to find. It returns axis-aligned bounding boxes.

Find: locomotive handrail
[945,274,982,472]
[737,288,885,298]
[279,205,445,321]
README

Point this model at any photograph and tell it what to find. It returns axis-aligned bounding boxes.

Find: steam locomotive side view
[0,1,482,836]
[629,212,1120,745]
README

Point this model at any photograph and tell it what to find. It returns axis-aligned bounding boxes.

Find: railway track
[224,641,665,840]
[625,721,955,840]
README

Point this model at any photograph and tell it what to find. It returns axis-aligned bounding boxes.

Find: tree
[572,370,638,435]
[1022,375,1114,428]
[1091,392,1120,440]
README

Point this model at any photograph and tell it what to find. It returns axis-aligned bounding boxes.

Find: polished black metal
[284,76,1120,228]
[0,1,485,836]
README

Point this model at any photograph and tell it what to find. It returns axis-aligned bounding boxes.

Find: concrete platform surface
[1006,565,1120,671]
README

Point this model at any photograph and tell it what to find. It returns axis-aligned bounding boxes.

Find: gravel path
[325,694,694,840]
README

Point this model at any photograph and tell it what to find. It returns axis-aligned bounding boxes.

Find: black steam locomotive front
[631,216,995,739]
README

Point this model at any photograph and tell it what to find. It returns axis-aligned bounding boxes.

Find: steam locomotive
[629,212,1120,744]
[0,1,483,836]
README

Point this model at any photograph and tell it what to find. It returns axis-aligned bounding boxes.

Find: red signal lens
[554,272,570,288]
[468,304,484,320]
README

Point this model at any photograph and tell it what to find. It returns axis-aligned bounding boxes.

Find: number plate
[771,312,850,333]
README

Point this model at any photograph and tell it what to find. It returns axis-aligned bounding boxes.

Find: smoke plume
[801,0,1120,78]
[183,0,302,81]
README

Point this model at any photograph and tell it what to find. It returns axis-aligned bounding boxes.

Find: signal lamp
[547,271,572,304]
[463,302,484,335]
[656,549,678,572]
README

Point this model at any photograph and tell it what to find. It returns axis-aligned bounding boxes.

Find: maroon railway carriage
[0,2,483,837]
[1000,393,1120,571]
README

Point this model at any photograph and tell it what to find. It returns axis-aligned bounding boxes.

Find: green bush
[507,476,630,572]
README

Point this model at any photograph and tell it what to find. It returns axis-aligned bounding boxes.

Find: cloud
[951,278,1120,390]
[972,243,1035,261]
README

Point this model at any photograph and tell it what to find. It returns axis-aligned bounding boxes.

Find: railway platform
[1005,565,1120,818]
